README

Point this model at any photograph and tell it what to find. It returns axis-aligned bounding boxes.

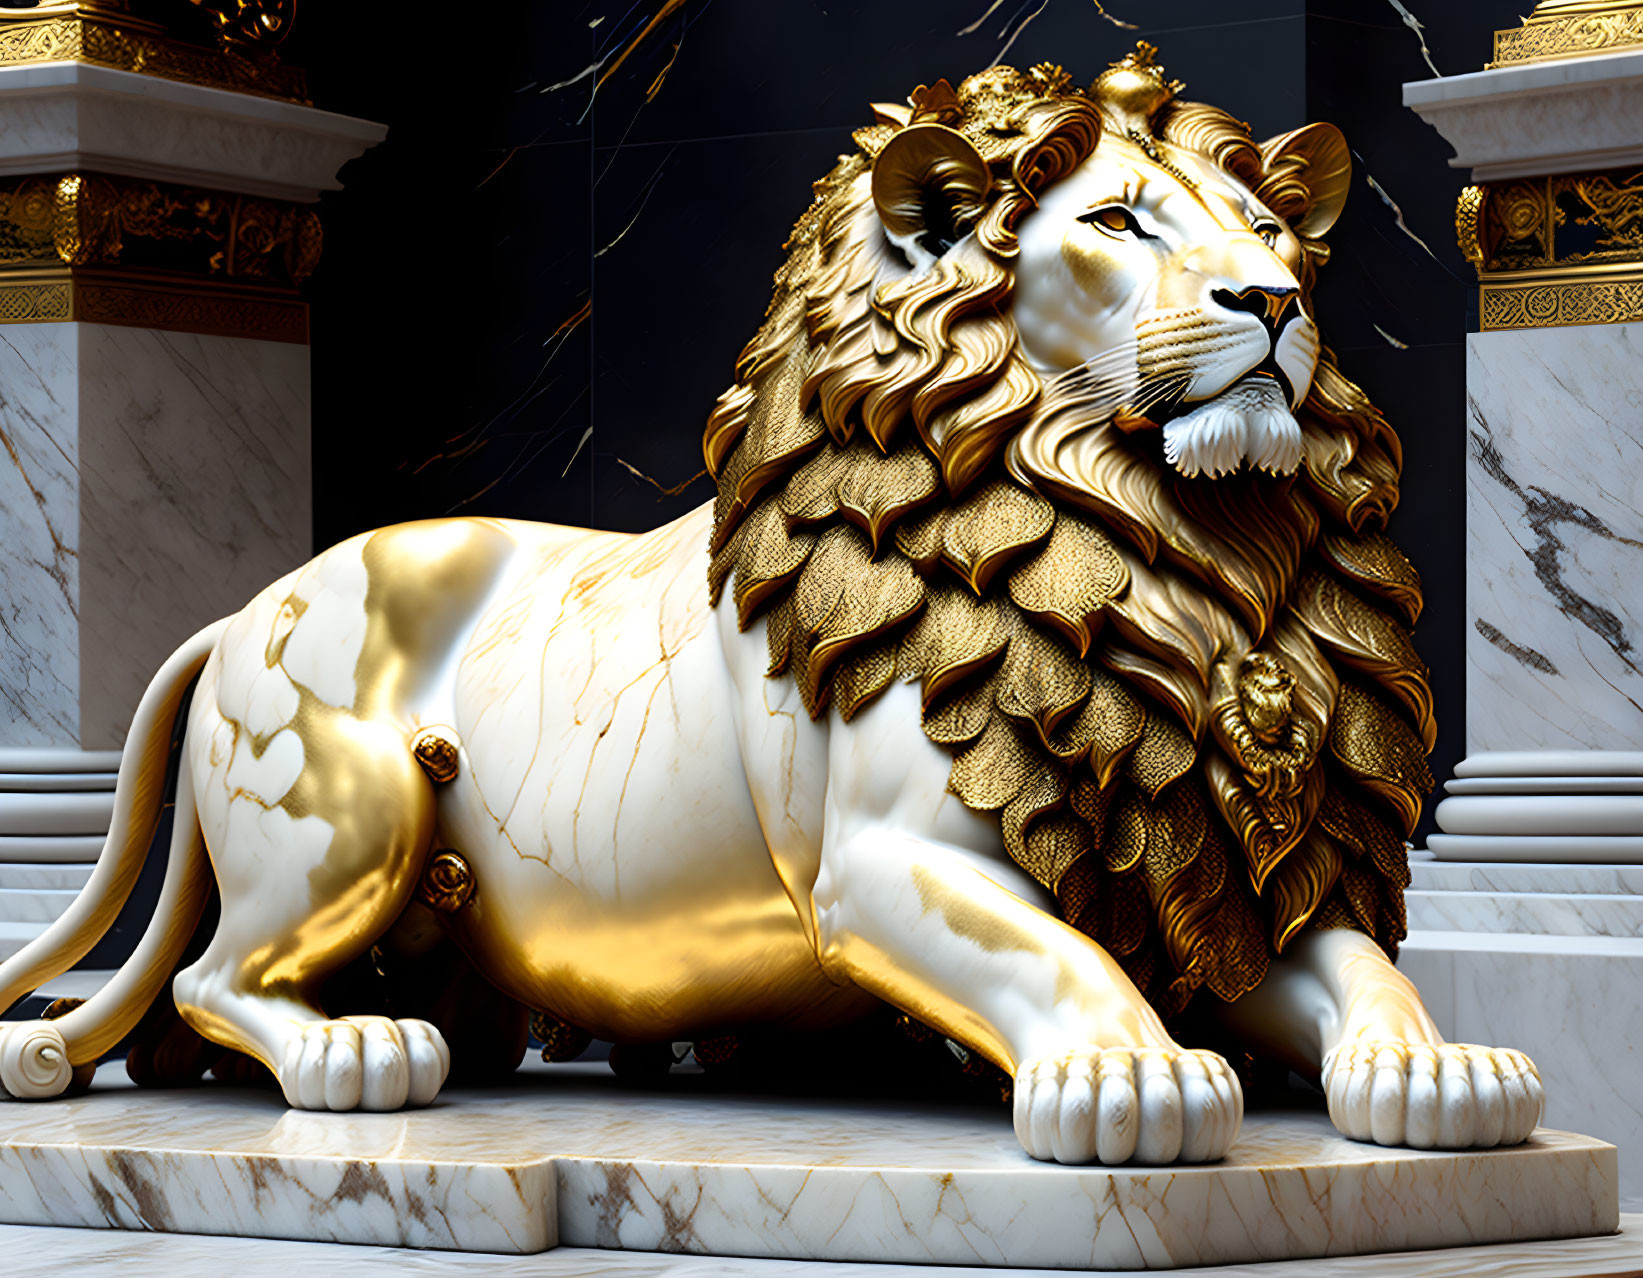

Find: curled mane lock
[703,62,1432,1015]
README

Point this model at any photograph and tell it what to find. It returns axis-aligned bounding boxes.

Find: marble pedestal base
[1403,855,1643,1210]
[0,1061,1619,1268]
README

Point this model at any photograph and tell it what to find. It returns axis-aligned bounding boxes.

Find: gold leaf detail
[1007,512,1128,655]
[1340,859,1382,938]
[1150,816,1227,1002]
[923,675,996,744]
[1291,571,1434,750]
[941,480,1054,594]
[1266,831,1342,952]
[765,596,796,676]
[732,500,816,628]
[893,504,949,572]
[791,526,924,710]
[1021,810,1091,891]
[1139,783,1208,886]
[1205,752,1277,886]
[1101,643,1211,742]
[418,851,476,913]
[837,445,940,552]
[1054,669,1145,781]
[780,445,850,527]
[692,70,1430,1019]
[949,713,1040,810]
[1106,789,1148,874]
[1001,769,1068,868]
[1202,877,1270,1003]
[1316,788,1411,892]
[410,728,460,784]
[996,625,1093,745]
[1328,682,1434,836]
[899,586,1009,707]
[833,645,898,721]
[1318,530,1422,626]
[1070,776,1112,829]
[1124,710,1196,800]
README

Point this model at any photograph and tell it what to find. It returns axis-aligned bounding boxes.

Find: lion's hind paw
[1012,1046,1243,1165]
[1323,1041,1542,1148]
[275,1016,450,1112]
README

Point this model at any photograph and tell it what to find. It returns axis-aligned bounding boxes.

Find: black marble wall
[290,0,1532,840]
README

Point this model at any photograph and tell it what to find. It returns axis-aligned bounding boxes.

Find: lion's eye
[1253,220,1282,246]
[1081,205,1150,239]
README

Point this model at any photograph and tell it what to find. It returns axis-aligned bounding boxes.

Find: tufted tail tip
[0,1021,74,1100]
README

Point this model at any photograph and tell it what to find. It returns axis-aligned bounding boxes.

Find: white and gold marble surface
[0,1061,1619,1268]
[3,1218,1641,1277]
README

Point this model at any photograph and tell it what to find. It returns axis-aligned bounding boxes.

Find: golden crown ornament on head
[0,45,1542,1167]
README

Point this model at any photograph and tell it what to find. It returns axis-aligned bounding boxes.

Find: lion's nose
[1211,285,1299,332]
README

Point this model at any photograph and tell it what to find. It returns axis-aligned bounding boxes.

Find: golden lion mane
[702,64,1433,1015]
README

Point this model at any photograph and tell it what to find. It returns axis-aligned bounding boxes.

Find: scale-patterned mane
[702,63,1432,1014]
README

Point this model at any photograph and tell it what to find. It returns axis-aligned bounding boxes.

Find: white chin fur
[1161,379,1303,479]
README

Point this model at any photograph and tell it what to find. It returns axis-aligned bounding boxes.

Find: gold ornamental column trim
[1492,1,1643,67]
[1458,159,1643,329]
[0,267,308,342]
[0,170,318,342]
[0,6,308,103]
[1480,267,1643,330]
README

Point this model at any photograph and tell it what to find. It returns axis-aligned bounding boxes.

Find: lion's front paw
[276,1016,450,1111]
[1323,1041,1542,1148]
[1012,1046,1243,1165]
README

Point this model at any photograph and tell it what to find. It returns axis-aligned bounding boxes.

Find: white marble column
[1429,323,1643,860]
[1408,40,1643,862]
[1404,9,1643,1209]
[0,31,383,951]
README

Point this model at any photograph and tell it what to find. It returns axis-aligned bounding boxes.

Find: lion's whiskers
[1042,341,1140,422]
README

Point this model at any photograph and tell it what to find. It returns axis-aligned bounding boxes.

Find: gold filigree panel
[1492,2,1643,65]
[1462,160,1643,329]
[46,173,320,284]
[0,13,307,102]
[0,268,307,342]
[1467,166,1643,274]
[1480,274,1643,330]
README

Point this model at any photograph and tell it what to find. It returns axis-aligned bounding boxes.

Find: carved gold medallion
[411,728,461,784]
[417,850,475,913]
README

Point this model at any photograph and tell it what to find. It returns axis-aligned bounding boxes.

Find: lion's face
[1012,135,1321,480]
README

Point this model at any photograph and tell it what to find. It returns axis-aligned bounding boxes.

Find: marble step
[1405,889,1643,937]
[0,921,45,962]
[1428,833,1643,862]
[1409,861,1643,895]
[1436,795,1643,835]
[0,835,106,863]
[0,791,115,836]
[0,888,79,925]
[0,863,94,891]
[1397,930,1643,1211]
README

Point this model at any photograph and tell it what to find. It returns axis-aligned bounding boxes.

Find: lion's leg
[172,688,450,1112]
[1213,927,1542,1148]
[811,685,1242,1166]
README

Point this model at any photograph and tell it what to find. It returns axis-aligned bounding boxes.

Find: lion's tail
[0,620,225,1098]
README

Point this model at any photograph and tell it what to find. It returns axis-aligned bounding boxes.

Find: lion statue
[0,47,1542,1165]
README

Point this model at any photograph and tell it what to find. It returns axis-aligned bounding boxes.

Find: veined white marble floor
[0,1218,1638,1277]
[0,1061,1619,1269]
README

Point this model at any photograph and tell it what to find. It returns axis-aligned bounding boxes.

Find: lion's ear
[1257,122,1351,239]
[872,123,992,259]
